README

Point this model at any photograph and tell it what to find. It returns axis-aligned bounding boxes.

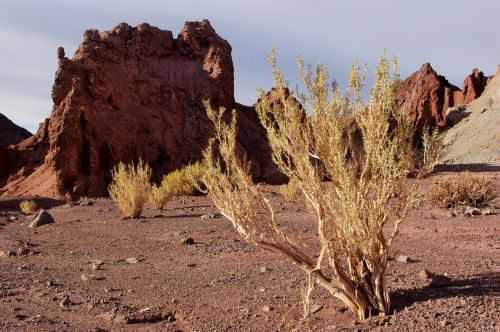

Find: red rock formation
[397,63,462,130]
[1,20,281,199]
[462,68,488,104]
[0,113,31,147]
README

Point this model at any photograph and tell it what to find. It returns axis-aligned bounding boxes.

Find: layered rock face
[1,20,281,198]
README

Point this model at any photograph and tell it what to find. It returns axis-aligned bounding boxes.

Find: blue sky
[2,0,500,132]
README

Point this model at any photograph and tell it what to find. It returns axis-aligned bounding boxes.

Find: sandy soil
[0,171,499,332]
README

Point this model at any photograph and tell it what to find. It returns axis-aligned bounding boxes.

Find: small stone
[440,320,450,328]
[200,213,221,220]
[262,305,272,312]
[29,210,55,228]
[310,304,323,314]
[125,257,141,264]
[417,269,431,280]
[91,260,104,270]
[482,209,496,216]
[260,266,268,273]
[396,255,411,263]
[181,237,195,245]
[59,296,71,308]
[16,247,30,256]
[0,250,16,258]
[464,207,481,217]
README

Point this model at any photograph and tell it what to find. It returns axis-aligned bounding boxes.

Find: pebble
[181,237,195,245]
[125,257,141,264]
[262,305,273,312]
[464,207,481,217]
[310,304,323,314]
[396,255,411,263]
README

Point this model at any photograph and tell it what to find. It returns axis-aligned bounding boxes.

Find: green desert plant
[19,200,38,215]
[108,159,152,218]
[201,52,419,319]
[428,172,496,208]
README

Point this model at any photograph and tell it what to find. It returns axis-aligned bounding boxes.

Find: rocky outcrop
[397,64,499,130]
[462,68,489,104]
[441,71,500,164]
[1,20,281,199]
[0,114,31,147]
[397,63,463,130]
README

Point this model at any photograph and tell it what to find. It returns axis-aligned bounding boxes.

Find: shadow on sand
[433,163,500,173]
[0,197,66,212]
[392,272,500,311]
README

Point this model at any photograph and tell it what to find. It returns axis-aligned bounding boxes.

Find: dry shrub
[428,172,496,208]
[108,159,151,218]
[202,53,419,319]
[280,179,303,202]
[19,200,38,214]
[419,126,442,177]
[148,162,205,209]
[160,162,205,197]
[149,184,170,209]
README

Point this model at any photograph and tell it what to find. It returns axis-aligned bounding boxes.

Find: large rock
[28,209,54,228]
[0,113,31,147]
[397,63,463,130]
[1,20,281,198]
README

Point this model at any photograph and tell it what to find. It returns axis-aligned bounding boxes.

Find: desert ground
[0,169,499,332]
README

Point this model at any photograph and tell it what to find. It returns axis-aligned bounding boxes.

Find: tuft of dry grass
[148,162,206,209]
[160,162,205,197]
[108,159,151,218]
[279,179,303,202]
[201,52,419,320]
[427,172,496,208]
[19,200,38,215]
[149,184,170,209]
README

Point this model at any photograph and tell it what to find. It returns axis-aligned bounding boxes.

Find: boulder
[1,20,282,198]
[29,209,54,228]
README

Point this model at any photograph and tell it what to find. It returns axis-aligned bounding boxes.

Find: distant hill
[441,72,500,165]
[0,113,31,147]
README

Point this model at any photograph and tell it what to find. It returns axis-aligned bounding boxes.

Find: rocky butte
[0,20,282,199]
[397,63,493,131]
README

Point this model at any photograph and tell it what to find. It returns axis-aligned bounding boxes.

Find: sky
[1,0,500,133]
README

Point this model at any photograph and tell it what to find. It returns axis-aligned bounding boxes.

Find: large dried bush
[428,172,496,208]
[201,53,419,319]
[108,159,151,218]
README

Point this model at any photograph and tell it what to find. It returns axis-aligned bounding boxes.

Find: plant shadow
[391,272,500,312]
